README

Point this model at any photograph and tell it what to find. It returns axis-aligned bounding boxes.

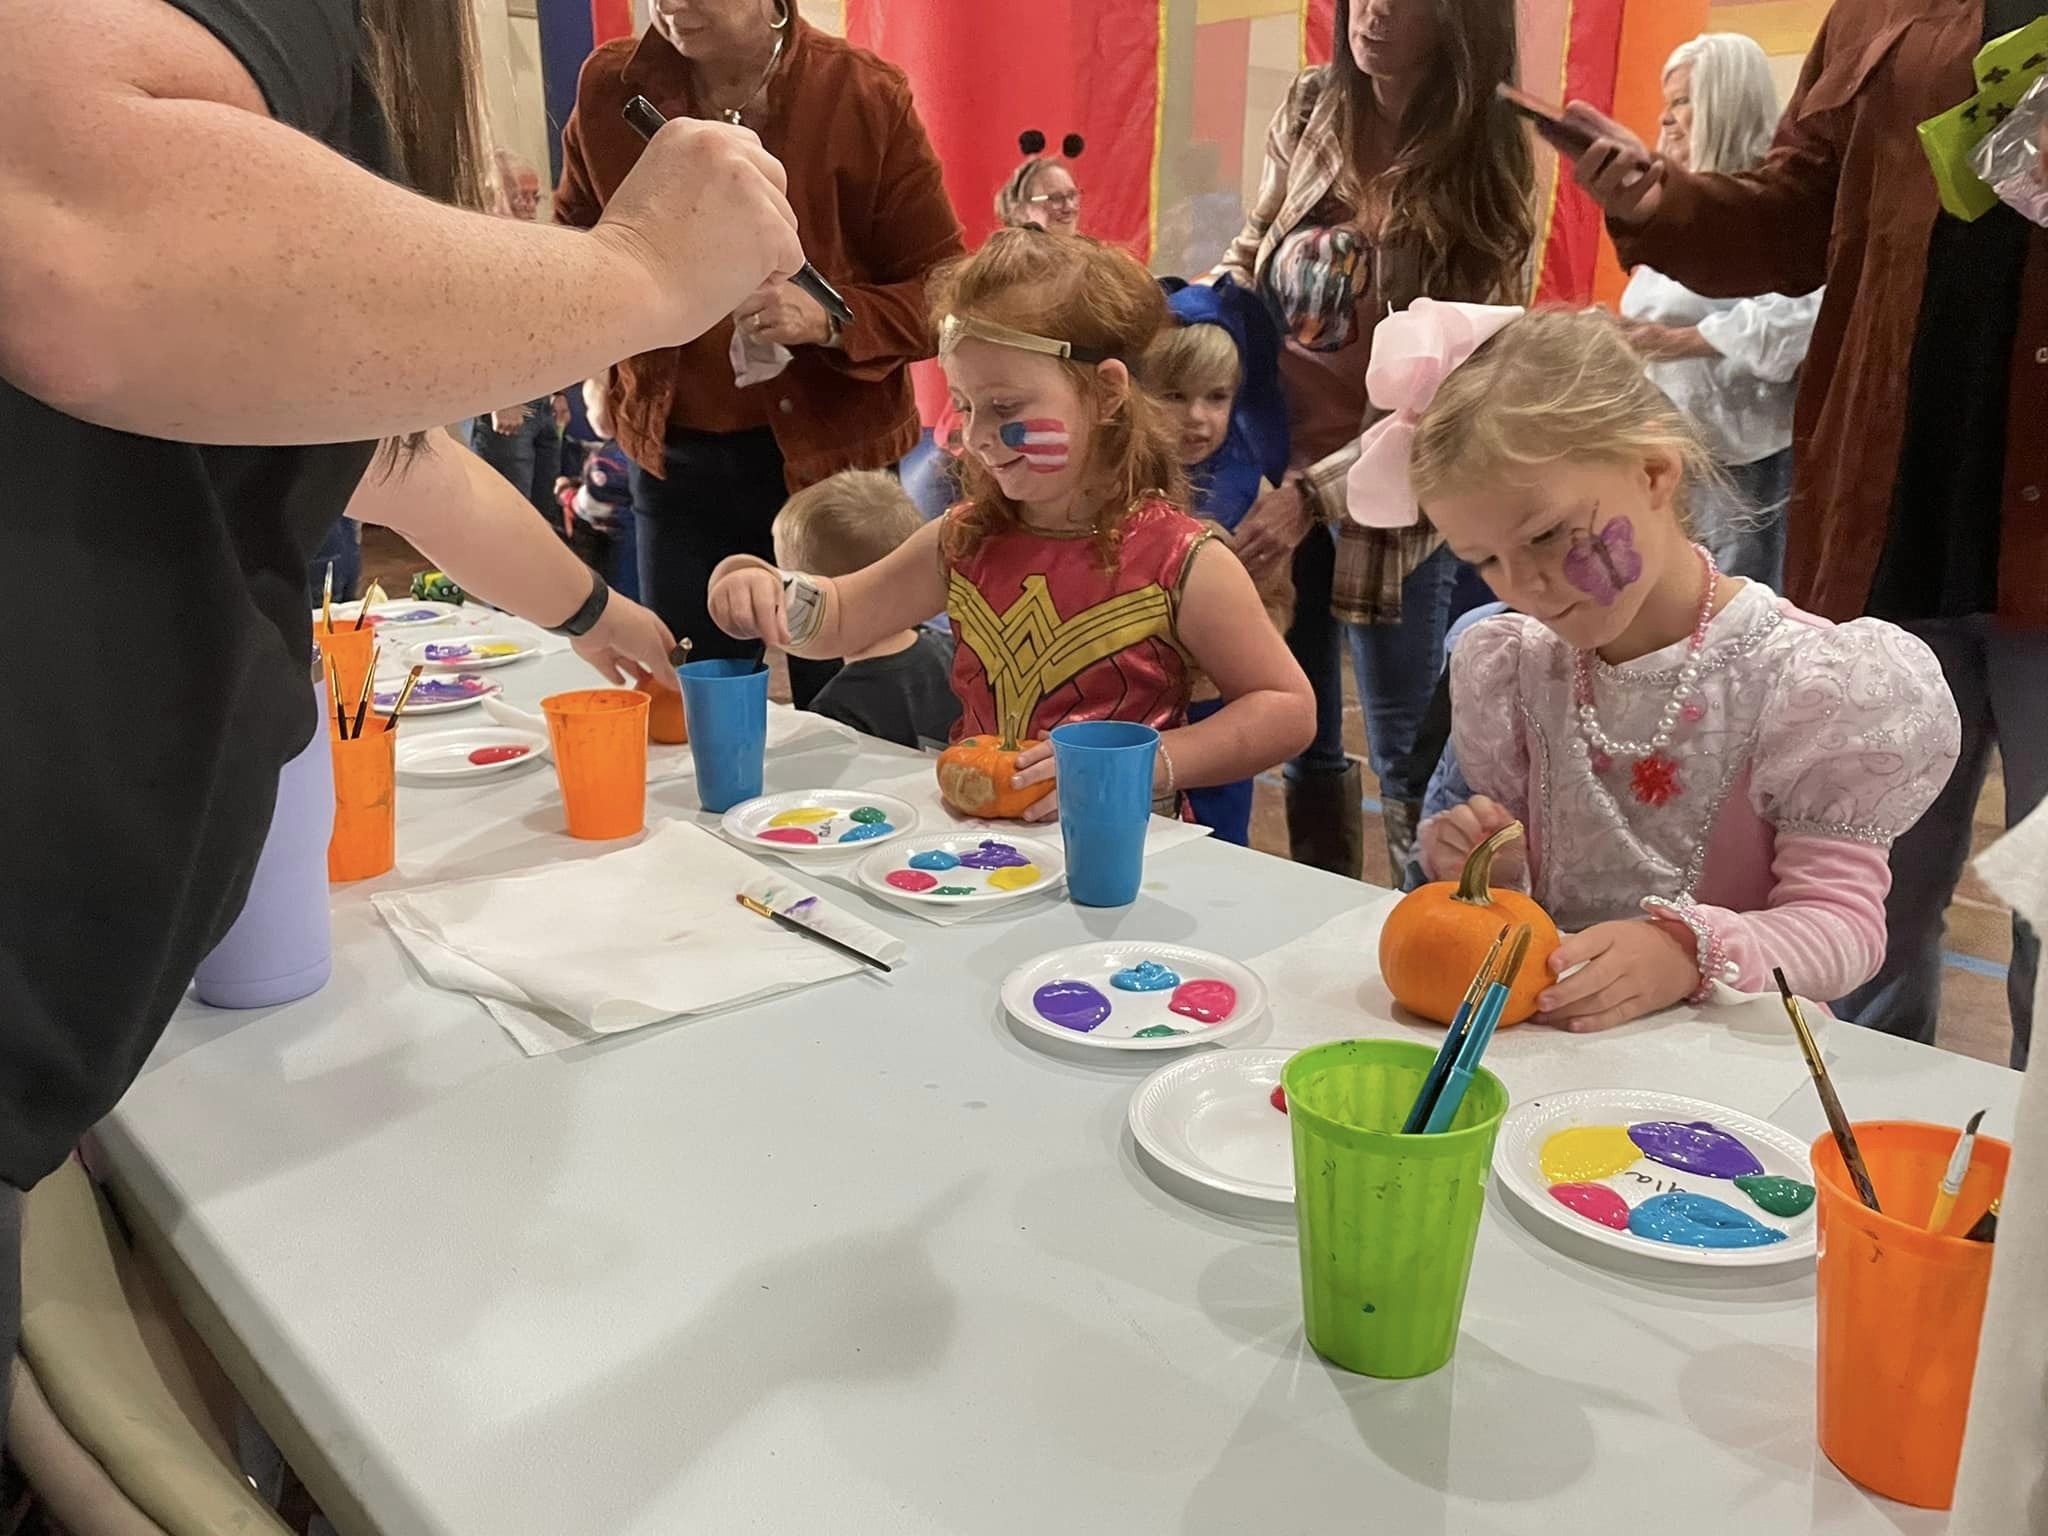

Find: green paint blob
[934,885,977,896]
[1134,1025,1187,1038]
[1734,1174,1815,1218]
[850,806,888,824]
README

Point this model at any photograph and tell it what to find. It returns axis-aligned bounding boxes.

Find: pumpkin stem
[1453,821,1524,905]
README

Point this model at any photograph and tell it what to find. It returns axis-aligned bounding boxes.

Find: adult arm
[347,432,679,686]
[0,0,801,443]
[1694,290,1825,383]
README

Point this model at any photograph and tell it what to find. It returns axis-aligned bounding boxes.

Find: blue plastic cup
[1051,721,1160,907]
[679,659,769,813]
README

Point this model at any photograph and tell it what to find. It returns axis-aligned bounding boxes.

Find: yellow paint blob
[475,643,521,657]
[767,807,839,828]
[987,864,1042,892]
[1539,1125,1641,1184]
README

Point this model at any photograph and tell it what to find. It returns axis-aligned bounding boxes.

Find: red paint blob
[1269,1085,1287,1114]
[1168,979,1238,1024]
[885,869,939,892]
[467,745,530,765]
[1549,1181,1631,1231]
[758,827,821,845]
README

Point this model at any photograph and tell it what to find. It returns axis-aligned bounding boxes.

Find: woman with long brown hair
[0,0,804,1405]
[1211,0,1534,883]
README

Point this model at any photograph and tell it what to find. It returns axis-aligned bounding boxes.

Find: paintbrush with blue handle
[1423,924,1533,1135]
[1402,926,1508,1135]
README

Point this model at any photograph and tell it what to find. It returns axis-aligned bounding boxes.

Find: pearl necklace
[1572,547,1718,807]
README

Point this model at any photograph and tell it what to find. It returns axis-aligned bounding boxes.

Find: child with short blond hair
[772,470,960,749]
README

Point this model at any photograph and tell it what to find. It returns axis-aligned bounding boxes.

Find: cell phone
[1495,82,1598,159]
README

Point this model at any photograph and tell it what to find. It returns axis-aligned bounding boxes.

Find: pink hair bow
[1345,299,1523,529]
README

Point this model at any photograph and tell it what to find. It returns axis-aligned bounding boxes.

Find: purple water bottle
[192,669,336,1008]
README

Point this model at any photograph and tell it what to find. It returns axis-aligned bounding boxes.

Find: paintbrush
[1423,924,1533,1134]
[349,647,379,738]
[620,96,857,328]
[669,638,694,669]
[1927,1108,1987,1234]
[328,658,351,739]
[353,580,387,631]
[384,664,426,729]
[1401,925,1508,1134]
[737,892,893,972]
[1963,1197,2001,1244]
[321,561,335,632]
[1774,967,1881,1213]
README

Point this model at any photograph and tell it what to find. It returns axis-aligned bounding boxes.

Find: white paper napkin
[1245,897,1827,1119]
[373,821,889,1056]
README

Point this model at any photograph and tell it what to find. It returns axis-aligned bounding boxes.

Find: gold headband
[939,314,1110,365]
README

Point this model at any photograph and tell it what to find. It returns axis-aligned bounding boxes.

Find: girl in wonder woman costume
[709,230,1315,820]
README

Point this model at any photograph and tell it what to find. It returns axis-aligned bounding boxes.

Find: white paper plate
[407,634,539,671]
[372,673,501,716]
[394,726,549,782]
[720,790,919,855]
[312,599,459,631]
[854,832,1065,906]
[1493,1088,1817,1270]
[1000,941,1266,1051]
[1130,1049,1295,1204]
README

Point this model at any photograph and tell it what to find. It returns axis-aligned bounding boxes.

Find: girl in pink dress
[1348,302,1961,1031]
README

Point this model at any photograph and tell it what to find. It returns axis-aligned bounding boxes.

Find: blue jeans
[469,404,563,528]
[1696,449,1791,589]
[306,517,362,607]
[1183,697,1253,845]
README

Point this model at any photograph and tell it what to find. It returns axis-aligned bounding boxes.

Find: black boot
[1286,762,1364,880]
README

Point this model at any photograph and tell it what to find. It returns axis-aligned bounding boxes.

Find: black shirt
[1868,0,2046,622]
[808,630,963,751]
[0,0,393,1188]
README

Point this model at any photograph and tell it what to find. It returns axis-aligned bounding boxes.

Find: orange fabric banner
[1591,0,1711,305]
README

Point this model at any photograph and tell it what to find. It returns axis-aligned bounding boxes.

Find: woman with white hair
[1617,32,1819,587]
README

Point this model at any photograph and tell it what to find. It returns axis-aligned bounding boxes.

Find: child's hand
[1010,741,1060,824]
[1417,795,1524,884]
[1534,920,1699,1032]
[708,566,790,645]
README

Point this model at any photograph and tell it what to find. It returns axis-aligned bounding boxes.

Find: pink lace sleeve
[1448,616,1532,820]
[1748,617,1962,844]
[1646,835,1892,999]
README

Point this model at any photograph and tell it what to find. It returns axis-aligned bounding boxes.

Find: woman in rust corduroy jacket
[557,0,965,705]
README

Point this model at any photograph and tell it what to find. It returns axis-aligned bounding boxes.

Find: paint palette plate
[1493,1089,1817,1270]
[854,832,1065,906]
[371,673,501,716]
[1000,942,1266,1052]
[407,634,539,671]
[1129,1049,1294,1205]
[394,726,549,782]
[312,599,461,631]
[720,790,919,855]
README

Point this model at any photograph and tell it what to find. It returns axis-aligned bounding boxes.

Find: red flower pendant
[1630,751,1683,806]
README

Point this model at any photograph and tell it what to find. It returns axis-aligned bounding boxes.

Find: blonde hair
[1665,34,1779,175]
[774,470,922,578]
[1410,309,1718,522]
[1139,322,1240,400]
[930,229,1187,566]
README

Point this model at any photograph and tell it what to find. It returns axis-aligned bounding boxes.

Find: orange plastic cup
[640,677,688,744]
[541,689,650,839]
[316,622,379,736]
[1813,1120,2010,1509]
[327,716,396,882]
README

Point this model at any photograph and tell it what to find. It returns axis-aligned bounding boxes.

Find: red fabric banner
[590,0,635,47]
[1302,0,1335,66]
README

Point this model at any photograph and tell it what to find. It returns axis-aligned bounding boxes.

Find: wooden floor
[360,527,2017,1067]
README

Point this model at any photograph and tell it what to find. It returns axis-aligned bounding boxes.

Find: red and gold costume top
[943,498,1211,744]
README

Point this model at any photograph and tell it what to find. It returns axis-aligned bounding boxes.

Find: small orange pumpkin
[1378,822,1560,1028]
[938,732,1053,819]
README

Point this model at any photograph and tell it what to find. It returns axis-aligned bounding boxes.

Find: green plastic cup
[1283,1038,1508,1378]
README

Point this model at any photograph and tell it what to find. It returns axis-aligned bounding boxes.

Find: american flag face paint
[998,419,1072,474]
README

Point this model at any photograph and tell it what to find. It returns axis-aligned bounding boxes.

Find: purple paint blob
[1626,1120,1764,1180]
[958,839,1029,870]
[1033,980,1112,1032]
[422,642,473,661]
[1168,979,1238,1024]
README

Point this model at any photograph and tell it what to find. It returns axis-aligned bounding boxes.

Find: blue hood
[1158,274,1290,530]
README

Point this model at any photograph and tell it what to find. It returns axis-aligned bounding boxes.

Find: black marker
[622,95,856,329]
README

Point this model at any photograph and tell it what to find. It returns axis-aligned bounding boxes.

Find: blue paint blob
[1626,1192,1788,1250]
[838,821,894,843]
[1111,960,1182,993]
[908,849,961,871]
[1033,980,1112,1032]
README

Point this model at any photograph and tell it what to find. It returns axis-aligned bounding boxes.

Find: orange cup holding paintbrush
[316,621,378,737]
[327,714,396,882]
[1812,1120,2010,1509]
[542,689,649,839]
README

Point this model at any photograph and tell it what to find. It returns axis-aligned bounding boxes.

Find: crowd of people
[2,0,2044,1495]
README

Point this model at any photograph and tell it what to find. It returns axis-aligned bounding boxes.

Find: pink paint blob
[1549,1181,1631,1231]
[758,827,820,846]
[885,869,939,893]
[1167,979,1237,1025]
[1270,1085,1287,1114]
[467,745,530,765]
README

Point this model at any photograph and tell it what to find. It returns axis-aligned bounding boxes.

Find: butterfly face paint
[998,419,1072,473]
[1561,514,1644,606]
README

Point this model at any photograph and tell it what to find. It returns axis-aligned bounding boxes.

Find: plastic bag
[1971,72,2048,227]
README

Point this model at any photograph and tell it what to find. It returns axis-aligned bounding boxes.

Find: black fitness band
[548,567,611,638]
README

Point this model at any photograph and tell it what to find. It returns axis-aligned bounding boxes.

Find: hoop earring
[771,0,792,28]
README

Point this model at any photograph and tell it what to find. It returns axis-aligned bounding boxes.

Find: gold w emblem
[948,571,1174,737]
